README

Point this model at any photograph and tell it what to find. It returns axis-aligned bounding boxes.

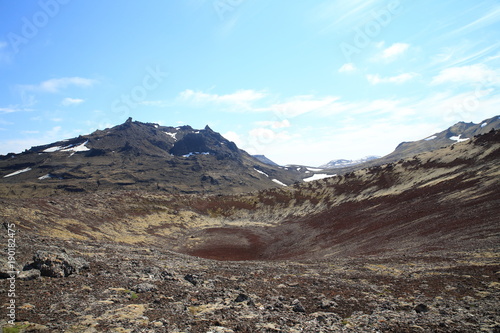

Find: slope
[0,118,302,197]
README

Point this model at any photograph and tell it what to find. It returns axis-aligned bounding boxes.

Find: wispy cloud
[338,63,357,73]
[449,6,500,37]
[0,104,34,113]
[139,100,171,107]
[21,77,97,93]
[61,97,84,106]
[255,119,291,129]
[179,89,267,111]
[366,72,419,85]
[309,0,385,33]
[263,95,341,118]
[431,64,499,85]
[433,42,500,68]
[373,42,410,62]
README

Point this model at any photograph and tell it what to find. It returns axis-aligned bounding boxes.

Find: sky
[0,0,499,166]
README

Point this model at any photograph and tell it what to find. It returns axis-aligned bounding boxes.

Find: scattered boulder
[184,273,199,286]
[131,283,157,293]
[32,250,89,278]
[234,293,249,303]
[414,303,429,314]
[292,299,306,313]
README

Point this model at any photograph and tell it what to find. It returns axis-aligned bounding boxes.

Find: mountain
[319,156,380,169]
[252,155,280,166]
[319,115,500,174]
[0,118,303,197]
[382,115,500,163]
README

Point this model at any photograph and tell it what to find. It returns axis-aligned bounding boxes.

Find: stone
[234,293,249,303]
[32,250,89,278]
[184,274,199,286]
[18,269,41,281]
[292,299,306,313]
[414,303,429,314]
[131,283,157,293]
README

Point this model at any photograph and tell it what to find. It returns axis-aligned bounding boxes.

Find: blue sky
[0,0,499,166]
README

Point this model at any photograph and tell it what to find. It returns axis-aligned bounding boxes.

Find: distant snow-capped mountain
[319,156,380,169]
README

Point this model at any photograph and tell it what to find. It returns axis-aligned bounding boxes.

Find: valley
[0,119,499,332]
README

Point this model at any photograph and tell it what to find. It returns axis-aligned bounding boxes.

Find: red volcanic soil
[186,228,267,261]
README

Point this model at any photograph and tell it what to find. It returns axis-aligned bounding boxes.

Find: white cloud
[367,72,419,85]
[222,131,243,146]
[338,63,357,73]
[180,89,266,104]
[139,100,170,107]
[255,119,290,129]
[431,64,499,85]
[449,6,500,37]
[0,104,34,113]
[61,97,84,106]
[265,95,341,118]
[375,43,410,62]
[22,77,97,93]
[178,89,267,112]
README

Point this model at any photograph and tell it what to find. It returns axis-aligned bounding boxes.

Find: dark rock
[235,293,249,303]
[414,303,429,313]
[32,250,89,278]
[184,274,199,286]
[292,299,306,313]
[159,270,177,281]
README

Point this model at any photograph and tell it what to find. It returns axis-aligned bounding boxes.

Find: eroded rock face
[32,250,89,278]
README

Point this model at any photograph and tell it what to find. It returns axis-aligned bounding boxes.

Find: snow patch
[306,167,323,172]
[43,146,63,153]
[4,167,32,178]
[43,141,89,153]
[425,135,437,141]
[481,122,487,128]
[182,152,210,157]
[165,132,177,140]
[272,179,287,186]
[63,141,90,152]
[304,173,337,182]
[449,135,469,143]
[254,168,269,177]
[38,174,53,180]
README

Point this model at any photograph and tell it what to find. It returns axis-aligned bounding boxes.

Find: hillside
[0,118,302,197]
[2,129,498,259]
[0,129,498,332]
[318,115,500,173]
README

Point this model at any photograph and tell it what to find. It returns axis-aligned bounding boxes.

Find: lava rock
[292,299,306,313]
[414,303,429,313]
[234,293,249,303]
[131,283,157,293]
[32,250,89,278]
[184,274,199,286]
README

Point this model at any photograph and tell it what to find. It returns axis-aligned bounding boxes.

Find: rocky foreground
[1,233,499,332]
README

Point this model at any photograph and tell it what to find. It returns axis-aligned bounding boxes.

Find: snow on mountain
[319,156,380,169]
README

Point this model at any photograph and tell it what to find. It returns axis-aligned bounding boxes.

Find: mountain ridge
[0,118,303,197]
